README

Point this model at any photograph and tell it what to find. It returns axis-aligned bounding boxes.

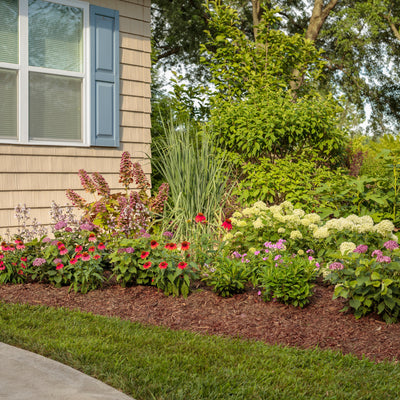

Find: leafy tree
[152,0,400,134]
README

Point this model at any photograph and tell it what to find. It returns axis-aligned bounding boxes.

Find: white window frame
[0,0,90,147]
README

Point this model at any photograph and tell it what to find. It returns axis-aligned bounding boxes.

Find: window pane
[0,69,18,139]
[29,0,83,72]
[29,72,82,141]
[0,0,18,64]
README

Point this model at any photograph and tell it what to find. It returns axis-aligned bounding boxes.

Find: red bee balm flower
[159,261,168,269]
[143,261,152,269]
[195,213,206,223]
[181,241,190,251]
[141,251,150,259]
[222,219,233,231]
[150,240,159,249]
[177,261,188,270]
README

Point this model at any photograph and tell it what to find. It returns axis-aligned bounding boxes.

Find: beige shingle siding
[0,0,152,233]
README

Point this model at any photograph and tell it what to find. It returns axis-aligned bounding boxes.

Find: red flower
[93,254,101,260]
[57,241,64,249]
[56,263,64,270]
[177,261,187,270]
[165,243,177,250]
[20,257,27,262]
[222,219,233,231]
[97,243,106,250]
[17,269,24,275]
[181,241,190,251]
[195,213,206,223]
[70,258,77,265]
[81,252,90,261]
[76,252,82,259]
[75,245,83,252]
[20,263,26,269]
[88,246,96,252]
[143,261,152,269]
[159,261,168,269]
[59,246,68,255]
[141,251,150,259]
[150,240,159,249]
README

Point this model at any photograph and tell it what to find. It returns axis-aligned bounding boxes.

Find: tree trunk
[289,0,339,97]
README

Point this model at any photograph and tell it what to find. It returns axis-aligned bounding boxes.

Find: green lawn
[0,301,399,400]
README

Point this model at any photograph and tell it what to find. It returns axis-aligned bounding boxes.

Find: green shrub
[202,256,255,297]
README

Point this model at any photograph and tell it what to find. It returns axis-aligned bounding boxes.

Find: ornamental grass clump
[152,118,230,241]
[323,240,400,323]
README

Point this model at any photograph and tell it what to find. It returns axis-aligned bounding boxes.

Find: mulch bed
[1,280,399,363]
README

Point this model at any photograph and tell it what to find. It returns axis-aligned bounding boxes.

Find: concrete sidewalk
[0,342,135,400]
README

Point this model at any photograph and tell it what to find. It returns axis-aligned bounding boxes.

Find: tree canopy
[151,0,400,135]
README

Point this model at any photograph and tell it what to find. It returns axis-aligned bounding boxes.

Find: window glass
[0,0,19,64]
[29,72,82,141]
[0,69,18,138]
[29,0,83,72]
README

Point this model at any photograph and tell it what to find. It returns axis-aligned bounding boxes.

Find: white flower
[290,230,303,240]
[357,222,374,234]
[249,247,256,253]
[269,205,282,214]
[308,223,318,231]
[313,227,329,239]
[300,218,312,227]
[281,201,293,210]
[230,217,238,226]
[232,211,243,218]
[339,241,356,255]
[242,208,253,216]
[293,208,305,217]
[235,231,243,237]
[297,249,304,255]
[374,220,395,236]
[237,220,247,227]
[277,227,286,234]
[253,201,268,210]
[360,215,374,225]
[253,218,264,229]
[391,234,399,242]
[305,213,321,224]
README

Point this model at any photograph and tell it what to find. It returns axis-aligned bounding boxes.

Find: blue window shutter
[90,5,119,147]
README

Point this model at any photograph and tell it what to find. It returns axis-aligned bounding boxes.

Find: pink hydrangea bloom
[383,241,399,251]
[329,262,344,270]
[354,245,368,254]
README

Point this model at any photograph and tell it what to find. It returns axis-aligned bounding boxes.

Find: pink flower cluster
[329,262,344,270]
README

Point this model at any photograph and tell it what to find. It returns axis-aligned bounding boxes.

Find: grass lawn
[0,301,399,400]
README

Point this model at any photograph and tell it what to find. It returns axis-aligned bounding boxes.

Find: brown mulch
[1,280,399,363]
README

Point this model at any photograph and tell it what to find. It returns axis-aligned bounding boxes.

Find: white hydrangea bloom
[301,218,312,227]
[242,208,253,216]
[293,208,305,217]
[277,227,286,234]
[313,227,330,239]
[346,214,361,224]
[237,220,248,227]
[357,222,374,234]
[309,223,318,231]
[339,241,356,255]
[282,214,301,227]
[290,230,303,240]
[235,231,243,237]
[253,201,268,210]
[272,213,285,223]
[253,218,264,229]
[269,205,282,214]
[230,217,238,226]
[374,220,395,236]
[232,211,243,219]
[391,234,399,242]
[281,201,293,210]
[305,213,321,224]
[360,215,374,225]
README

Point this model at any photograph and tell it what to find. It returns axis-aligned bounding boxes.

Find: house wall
[0,0,152,234]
